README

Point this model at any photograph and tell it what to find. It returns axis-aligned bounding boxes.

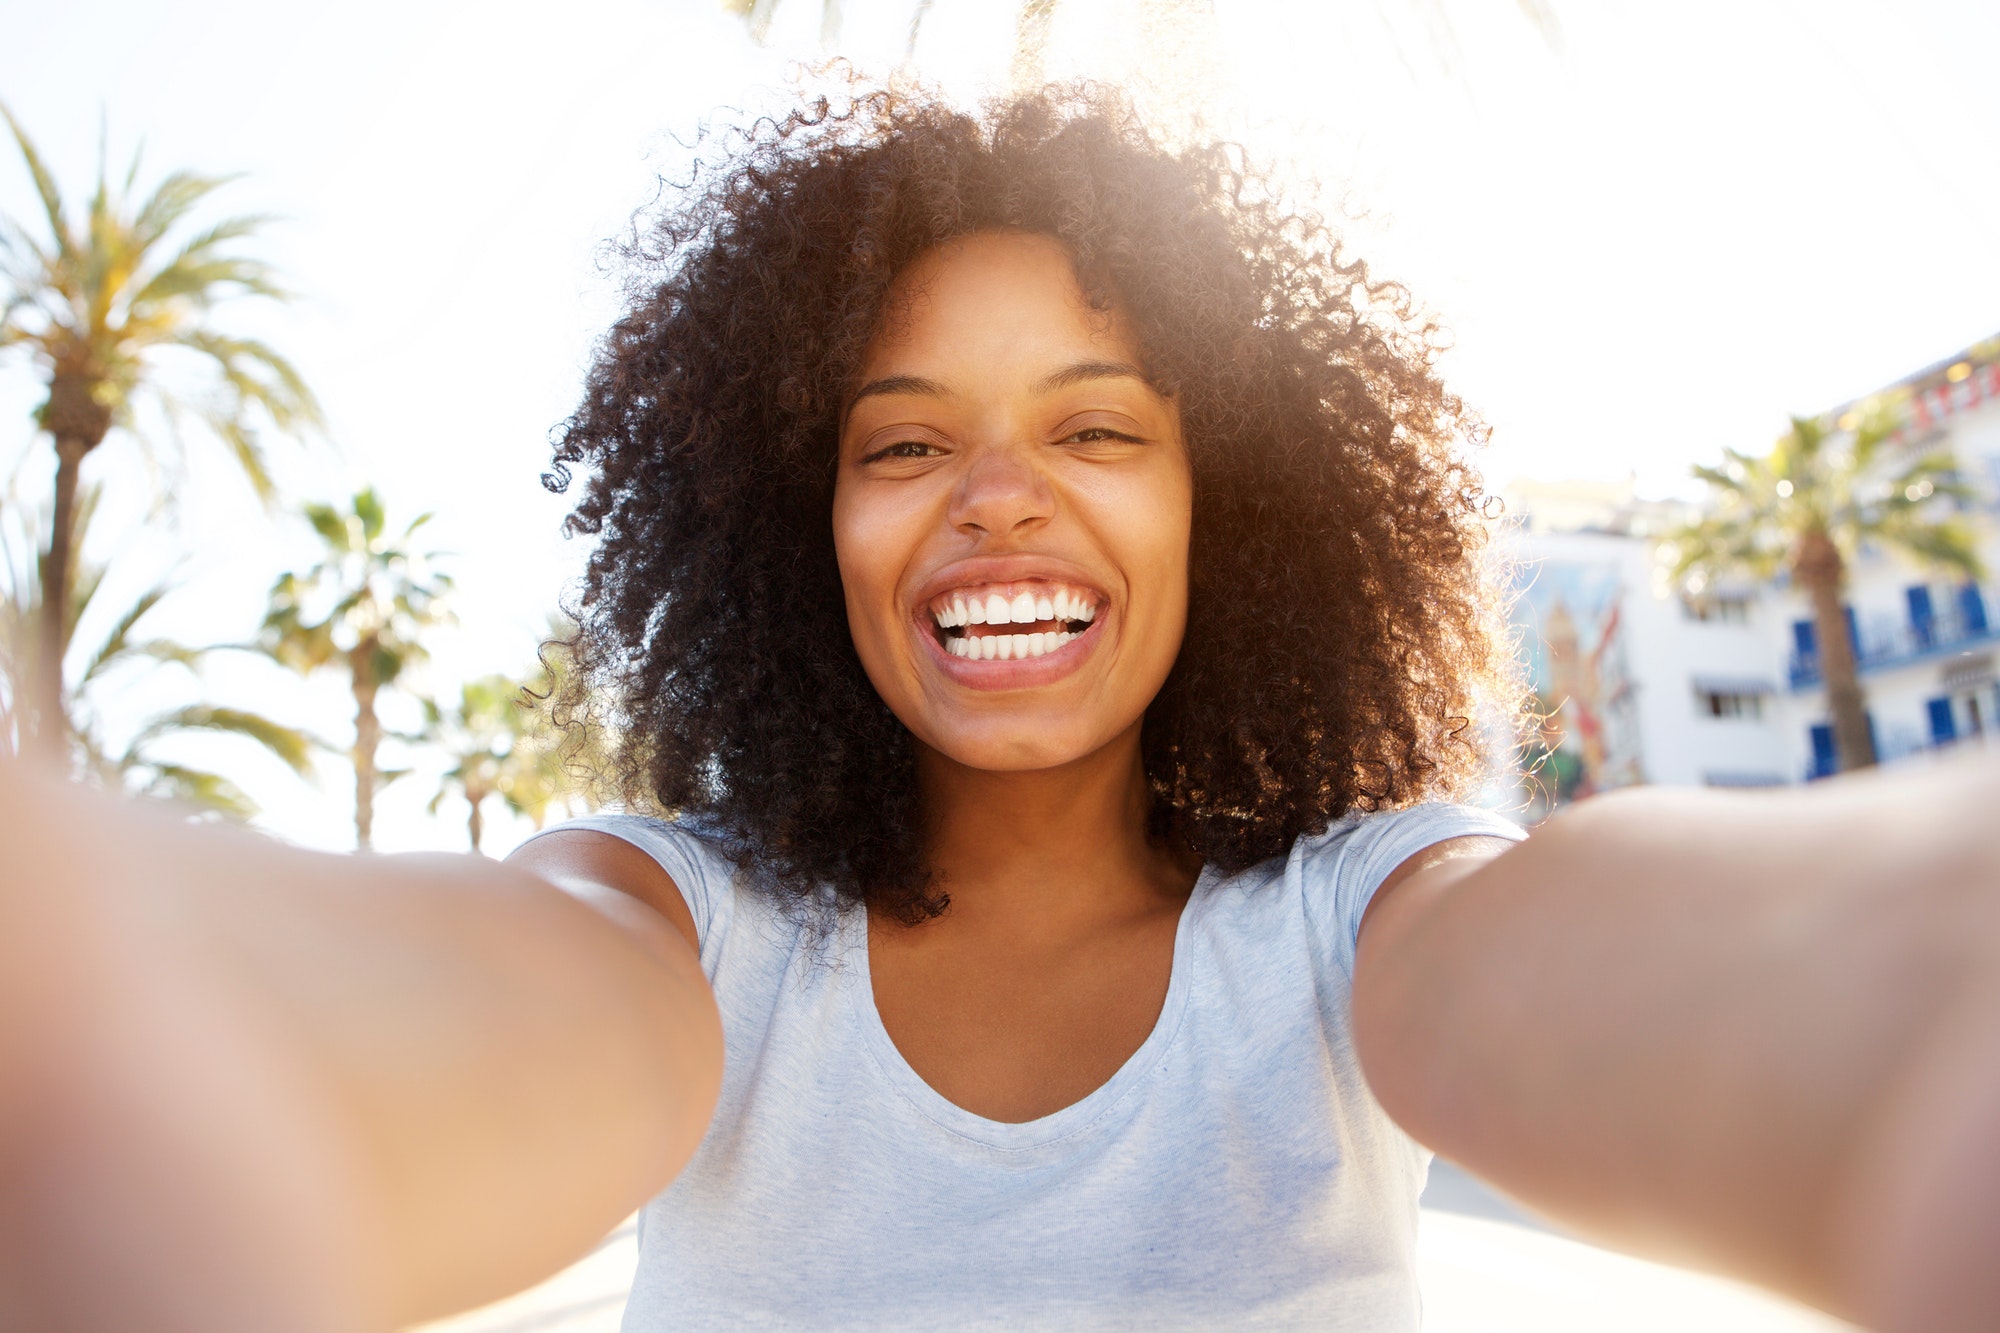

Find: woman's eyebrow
[1033,359,1150,394]
[847,373,951,418]
[845,360,1152,423]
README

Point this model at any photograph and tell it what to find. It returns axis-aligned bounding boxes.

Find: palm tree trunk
[35,368,112,766]
[1797,529,1876,771]
[467,795,486,854]
[351,640,381,850]
[35,436,88,763]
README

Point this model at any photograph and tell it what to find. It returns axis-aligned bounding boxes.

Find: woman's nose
[948,442,1054,538]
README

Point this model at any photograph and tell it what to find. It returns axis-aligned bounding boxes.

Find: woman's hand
[0,758,375,1332]
[1354,750,2000,1330]
[0,758,723,1331]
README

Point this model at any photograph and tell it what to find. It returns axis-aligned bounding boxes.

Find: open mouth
[924,582,1101,661]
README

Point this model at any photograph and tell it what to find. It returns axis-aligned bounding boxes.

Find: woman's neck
[910,724,1196,935]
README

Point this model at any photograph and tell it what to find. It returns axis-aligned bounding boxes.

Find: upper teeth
[932,585,1099,629]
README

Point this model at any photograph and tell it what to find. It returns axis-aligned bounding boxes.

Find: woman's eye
[864,440,940,463]
[1064,426,1141,445]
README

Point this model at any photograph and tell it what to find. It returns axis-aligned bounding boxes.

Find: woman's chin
[916,723,1115,776]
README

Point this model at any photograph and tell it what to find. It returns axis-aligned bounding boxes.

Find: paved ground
[416,1165,1854,1332]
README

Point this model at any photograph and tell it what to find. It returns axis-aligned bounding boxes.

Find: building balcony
[1804,728,1991,782]
[1789,598,1997,690]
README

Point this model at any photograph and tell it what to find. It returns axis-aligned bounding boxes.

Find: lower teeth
[948,630,1078,660]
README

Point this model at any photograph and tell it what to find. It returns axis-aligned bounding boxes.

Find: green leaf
[134,704,320,775]
[0,98,75,261]
[353,488,386,542]
[141,763,259,820]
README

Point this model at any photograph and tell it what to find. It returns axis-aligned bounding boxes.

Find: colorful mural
[1515,560,1646,819]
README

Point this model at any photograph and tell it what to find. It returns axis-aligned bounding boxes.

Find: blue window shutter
[1928,697,1957,744]
[1960,583,1989,635]
[1793,619,1816,656]
[1809,724,1837,778]
[1907,585,1935,647]
[1844,605,1860,653]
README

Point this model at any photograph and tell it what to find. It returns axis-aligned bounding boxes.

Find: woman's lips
[916,610,1104,689]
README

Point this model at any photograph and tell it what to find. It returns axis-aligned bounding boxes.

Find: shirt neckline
[845,864,1216,1152]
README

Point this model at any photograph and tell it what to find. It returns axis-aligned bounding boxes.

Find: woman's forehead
[859,231,1139,377]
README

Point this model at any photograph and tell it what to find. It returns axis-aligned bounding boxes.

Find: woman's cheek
[834,489,923,697]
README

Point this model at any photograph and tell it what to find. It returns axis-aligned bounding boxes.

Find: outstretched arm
[1353,753,2000,1330]
[0,760,722,1332]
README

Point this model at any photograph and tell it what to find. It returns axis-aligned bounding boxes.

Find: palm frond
[303,501,350,550]
[164,329,321,429]
[131,704,319,775]
[1513,0,1564,51]
[131,168,238,250]
[140,762,259,820]
[1871,512,1984,581]
[77,580,178,686]
[128,209,284,298]
[130,243,289,311]
[0,210,55,291]
[354,487,386,541]
[207,413,277,504]
[0,99,74,260]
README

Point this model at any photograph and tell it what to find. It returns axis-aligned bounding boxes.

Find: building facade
[1505,334,2000,817]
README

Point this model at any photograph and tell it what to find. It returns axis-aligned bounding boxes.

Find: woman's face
[833,230,1192,773]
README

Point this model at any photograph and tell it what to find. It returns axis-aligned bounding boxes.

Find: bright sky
[4,0,1997,850]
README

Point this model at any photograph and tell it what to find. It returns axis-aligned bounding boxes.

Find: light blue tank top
[533,803,1522,1330]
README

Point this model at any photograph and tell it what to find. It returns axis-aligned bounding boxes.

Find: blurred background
[4,0,1995,1327]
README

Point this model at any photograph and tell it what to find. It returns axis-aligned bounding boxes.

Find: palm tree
[427,675,526,852]
[258,489,451,849]
[0,485,316,814]
[425,622,609,852]
[424,675,569,852]
[1663,412,1982,774]
[0,102,319,759]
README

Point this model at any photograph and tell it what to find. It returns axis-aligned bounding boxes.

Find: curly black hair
[547,78,1514,923]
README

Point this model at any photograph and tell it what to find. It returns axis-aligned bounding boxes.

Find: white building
[1504,334,2000,815]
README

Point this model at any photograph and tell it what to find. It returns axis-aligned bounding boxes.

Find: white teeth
[944,627,1086,662]
[934,585,1100,645]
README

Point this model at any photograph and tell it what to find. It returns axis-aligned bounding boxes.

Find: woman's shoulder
[1250,802,1526,969]
[524,811,746,950]
[1291,801,1525,878]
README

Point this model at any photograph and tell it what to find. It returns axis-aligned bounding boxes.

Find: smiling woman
[5,74,1999,1333]
[545,83,1508,925]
